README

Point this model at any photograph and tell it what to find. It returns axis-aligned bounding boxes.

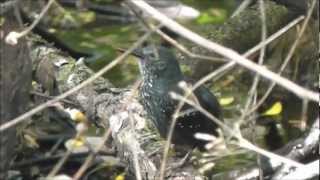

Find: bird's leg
[176,150,193,167]
[166,148,193,171]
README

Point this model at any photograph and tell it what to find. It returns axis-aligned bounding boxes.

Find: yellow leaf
[115,173,125,180]
[75,111,87,123]
[65,108,87,123]
[219,97,234,106]
[262,101,283,116]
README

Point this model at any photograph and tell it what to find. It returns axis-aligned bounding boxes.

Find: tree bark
[0,4,32,179]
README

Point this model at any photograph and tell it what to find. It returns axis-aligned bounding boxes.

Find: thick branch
[29,40,201,179]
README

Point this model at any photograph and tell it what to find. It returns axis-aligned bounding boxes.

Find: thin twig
[72,129,112,180]
[241,0,267,120]
[127,80,144,180]
[231,0,253,18]
[300,99,309,131]
[5,0,55,45]
[23,0,55,36]
[30,91,78,106]
[151,23,226,63]
[252,1,267,179]
[47,147,72,177]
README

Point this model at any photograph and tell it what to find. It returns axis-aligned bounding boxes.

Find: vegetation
[0,0,318,179]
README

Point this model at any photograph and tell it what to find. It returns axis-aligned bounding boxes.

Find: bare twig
[46,146,71,177]
[72,129,112,180]
[127,80,144,180]
[47,129,84,177]
[5,0,55,45]
[151,23,226,63]
[252,1,267,179]
[231,0,253,18]
[30,91,78,106]
[300,99,309,131]
[240,0,267,123]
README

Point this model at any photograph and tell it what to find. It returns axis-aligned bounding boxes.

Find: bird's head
[135,45,183,87]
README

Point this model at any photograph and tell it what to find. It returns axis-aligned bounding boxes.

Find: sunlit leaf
[196,8,227,24]
[219,97,235,106]
[262,101,283,116]
[197,12,213,24]
[115,173,125,180]
[65,108,87,122]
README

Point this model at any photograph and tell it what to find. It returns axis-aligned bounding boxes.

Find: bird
[135,45,222,150]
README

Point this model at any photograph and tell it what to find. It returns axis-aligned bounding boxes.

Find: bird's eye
[149,61,167,77]
[149,52,156,58]
[156,61,167,71]
[148,51,160,61]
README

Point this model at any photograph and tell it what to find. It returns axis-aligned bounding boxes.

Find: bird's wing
[180,78,222,119]
[193,85,222,119]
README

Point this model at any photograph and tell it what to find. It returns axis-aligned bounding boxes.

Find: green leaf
[196,8,227,24]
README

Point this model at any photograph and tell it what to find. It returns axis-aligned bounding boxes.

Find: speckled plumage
[137,46,222,149]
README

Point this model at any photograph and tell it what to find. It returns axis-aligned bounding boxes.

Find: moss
[209,1,288,53]
[185,1,290,79]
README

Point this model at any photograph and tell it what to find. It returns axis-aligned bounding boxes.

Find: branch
[5,0,55,45]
